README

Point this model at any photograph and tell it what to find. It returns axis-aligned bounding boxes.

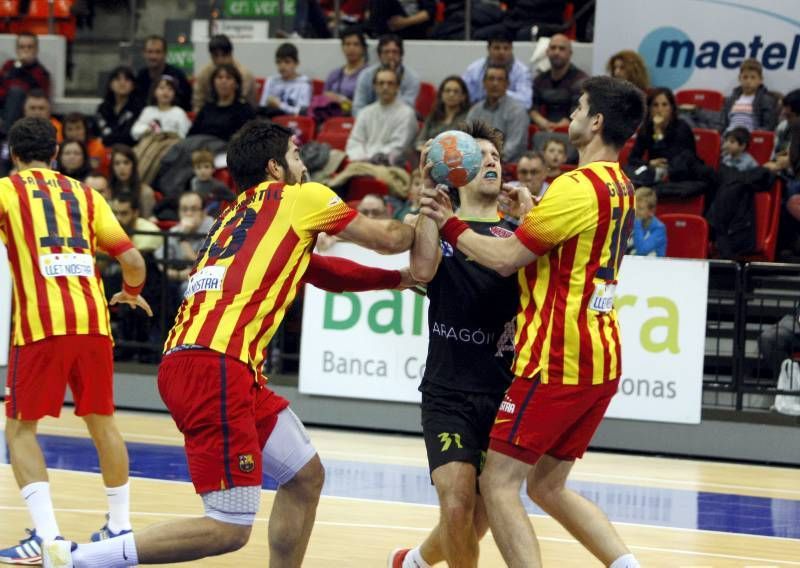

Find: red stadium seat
[693,128,721,169]
[527,124,539,149]
[254,77,266,101]
[559,163,576,172]
[316,130,350,151]
[656,194,705,216]
[156,220,178,231]
[312,78,325,96]
[742,179,783,262]
[660,214,709,259]
[676,89,725,112]
[748,130,775,165]
[346,177,389,201]
[213,168,233,190]
[619,137,636,167]
[271,115,316,143]
[563,2,576,40]
[320,116,355,134]
[27,0,71,18]
[0,0,19,22]
[415,81,436,119]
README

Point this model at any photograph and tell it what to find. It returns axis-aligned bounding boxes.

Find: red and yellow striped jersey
[0,168,133,346]
[512,161,635,386]
[164,180,357,377]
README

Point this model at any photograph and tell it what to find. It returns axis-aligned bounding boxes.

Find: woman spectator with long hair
[56,140,92,180]
[109,144,156,218]
[415,75,470,150]
[606,50,650,93]
[95,65,144,147]
[188,63,255,142]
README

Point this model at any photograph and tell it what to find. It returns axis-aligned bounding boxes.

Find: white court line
[1,504,798,566]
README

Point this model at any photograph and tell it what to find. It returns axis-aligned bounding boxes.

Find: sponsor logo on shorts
[238,454,255,473]
[499,397,516,414]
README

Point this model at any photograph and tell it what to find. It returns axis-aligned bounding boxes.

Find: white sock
[609,553,640,568]
[105,482,131,533]
[21,482,60,541]
[403,546,432,568]
[72,532,138,568]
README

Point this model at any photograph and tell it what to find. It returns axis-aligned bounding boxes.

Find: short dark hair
[486,29,513,45]
[145,35,167,51]
[457,119,504,156]
[112,192,139,211]
[484,63,509,82]
[341,26,368,58]
[377,33,403,56]
[276,42,299,62]
[210,63,243,101]
[227,120,294,191]
[520,150,545,163]
[17,32,37,47]
[725,127,750,148]
[582,76,646,149]
[25,88,48,102]
[8,117,57,163]
[373,66,398,85]
[209,34,233,55]
[783,89,800,115]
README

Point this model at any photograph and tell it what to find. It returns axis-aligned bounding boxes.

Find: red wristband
[123,281,144,296]
[440,217,469,245]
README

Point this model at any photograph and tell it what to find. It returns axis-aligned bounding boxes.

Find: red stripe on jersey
[77,181,100,332]
[605,166,629,369]
[33,171,77,333]
[11,174,54,336]
[512,262,538,371]
[245,233,303,364]
[520,250,560,378]
[546,235,579,380]
[3,223,34,342]
[597,308,612,380]
[577,168,613,379]
[193,187,286,348]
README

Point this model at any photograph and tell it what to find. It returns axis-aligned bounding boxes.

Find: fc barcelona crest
[238,454,255,473]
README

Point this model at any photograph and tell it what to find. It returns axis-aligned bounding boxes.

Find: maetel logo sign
[639,26,800,89]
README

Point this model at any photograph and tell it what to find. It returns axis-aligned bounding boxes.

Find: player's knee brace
[202,485,261,526]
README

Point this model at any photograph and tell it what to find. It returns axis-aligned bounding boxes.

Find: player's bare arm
[337,214,415,255]
[109,247,153,316]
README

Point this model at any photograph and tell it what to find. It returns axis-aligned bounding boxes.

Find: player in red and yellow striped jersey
[0,118,151,565]
[419,77,646,568]
[44,120,417,568]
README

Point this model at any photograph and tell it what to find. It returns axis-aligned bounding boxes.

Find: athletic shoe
[41,540,74,568]
[90,514,132,542]
[0,529,45,565]
[387,548,411,568]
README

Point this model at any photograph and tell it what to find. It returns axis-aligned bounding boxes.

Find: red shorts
[5,335,114,421]
[157,349,290,494]
[489,375,619,464]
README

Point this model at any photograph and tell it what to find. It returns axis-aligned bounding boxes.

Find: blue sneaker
[89,515,131,542]
[0,529,44,565]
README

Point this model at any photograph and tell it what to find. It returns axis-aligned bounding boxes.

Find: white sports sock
[72,532,138,568]
[609,553,640,568]
[104,482,131,533]
[403,546,432,568]
[21,482,60,541]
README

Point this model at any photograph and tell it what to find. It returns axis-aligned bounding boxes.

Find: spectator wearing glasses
[155,191,214,290]
[352,34,420,116]
[515,150,549,197]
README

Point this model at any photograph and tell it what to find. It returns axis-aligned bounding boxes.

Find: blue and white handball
[426,130,482,187]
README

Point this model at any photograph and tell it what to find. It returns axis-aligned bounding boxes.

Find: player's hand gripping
[110,290,154,317]
[498,183,536,219]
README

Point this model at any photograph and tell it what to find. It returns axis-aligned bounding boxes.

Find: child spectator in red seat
[258,43,312,117]
[722,59,779,133]
[188,149,235,216]
[721,127,758,172]
[629,187,667,257]
[542,137,567,181]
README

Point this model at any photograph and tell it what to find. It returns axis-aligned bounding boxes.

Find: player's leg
[430,461,480,567]
[260,406,324,567]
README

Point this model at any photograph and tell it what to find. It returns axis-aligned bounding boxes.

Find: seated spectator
[606,50,650,93]
[63,112,107,173]
[84,171,112,201]
[722,127,758,171]
[629,186,667,257]
[392,168,423,220]
[352,34,420,115]
[110,144,157,219]
[322,27,369,114]
[22,89,62,141]
[131,75,191,141]
[766,89,800,174]
[357,193,390,218]
[473,0,567,41]
[96,65,144,147]
[134,35,192,111]
[368,0,435,39]
[346,67,418,164]
[110,192,161,252]
[193,34,258,112]
[542,138,567,179]
[416,75,470,150]
[462,31,532,107]
[188,64,256,142]
[466,63,528,162]
[758,306,800,377]
[0,33,51,132]
[56,140,91,180]
[722,58,779,133]
[188,149,235,208]
[628,88,697,184]
[516,150,548,196]
[258,43,312,117]
[530,34,588,132]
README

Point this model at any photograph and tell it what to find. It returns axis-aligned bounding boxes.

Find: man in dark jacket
[134,35,192,111]
[0,33,51,132]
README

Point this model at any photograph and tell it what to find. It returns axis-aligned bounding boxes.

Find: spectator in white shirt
[131,76,191,141]
[258,42,312,116]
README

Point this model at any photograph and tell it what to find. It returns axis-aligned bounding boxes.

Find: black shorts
[421,383,505,476]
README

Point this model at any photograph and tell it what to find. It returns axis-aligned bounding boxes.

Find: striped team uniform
[158,180,357,493]
[490,161,635,464]
[0,168,134,420]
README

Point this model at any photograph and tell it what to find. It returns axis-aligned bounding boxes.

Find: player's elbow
[118,248,146,273]
[409,262,435,284]
[377,223,414,255]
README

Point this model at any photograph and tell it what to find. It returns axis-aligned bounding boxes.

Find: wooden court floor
[1,411,799,567]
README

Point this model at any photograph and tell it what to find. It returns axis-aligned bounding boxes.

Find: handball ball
[426,130,482,187]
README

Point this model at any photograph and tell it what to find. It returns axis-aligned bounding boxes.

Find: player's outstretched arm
[337,214,415,255]
[109,248,153,316]
[304,253,416,293]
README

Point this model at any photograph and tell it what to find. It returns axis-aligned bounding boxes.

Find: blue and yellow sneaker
[0,529,45,565]
[90,515,132,542]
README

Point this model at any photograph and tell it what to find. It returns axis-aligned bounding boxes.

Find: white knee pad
[263,408,317,486]
[202,485,261,526]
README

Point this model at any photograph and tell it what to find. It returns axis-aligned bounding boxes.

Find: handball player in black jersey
[389,121,532,568]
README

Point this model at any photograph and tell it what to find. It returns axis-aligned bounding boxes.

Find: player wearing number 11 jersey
[0,118,151,565]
